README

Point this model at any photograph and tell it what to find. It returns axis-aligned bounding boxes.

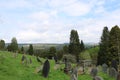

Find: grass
[0,51,115,80]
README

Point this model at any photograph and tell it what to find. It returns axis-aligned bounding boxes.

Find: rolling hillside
[0,51,114,80]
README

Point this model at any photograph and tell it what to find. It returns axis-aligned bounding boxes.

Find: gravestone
[54,55,58,64]
[71,73,77,80]
[13,52,18,58]
[70,66,78,80]
[54,64,60,70]
[21,54,26,64]
[111,59,118,71]
[36,56,42,64]
[42,59,50,78]
[29,58,32,64]
[64,61,71,74]
[102,63,108,73]
[108,67,117,78]
[93,76,103,80]
[24,57,29,67]
[117,72,120,80]
[90,66,98,77]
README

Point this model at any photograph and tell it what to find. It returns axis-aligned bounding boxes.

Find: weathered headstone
[90,65,98,77]
[111,59,118,71]
[24,57,29,67]
[117,72,120,80]
[93,76,103,80]
[108,67,117,78]
[70,66,78,80]
[71,73,77,80]
[29,58,32,64]
[13,52,18,58]
[21,54,26,64]
[64,61,71,74]
[102,63,108,73]
[54,64,60,70]
[42,59,50,78]
[36,56,42,64]
[54,55,58,64]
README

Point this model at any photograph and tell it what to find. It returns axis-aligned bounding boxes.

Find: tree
[109,25,120,64]
[10,37,18,52]
[69,29,81,62]
[97,27,110,65]
[80,40,85,51]
[63,45,69,54]
[48,47,56,59]
[0,39,5,50]
[28,44,34,55]
[7,45,12,51]
[21,46,24,53]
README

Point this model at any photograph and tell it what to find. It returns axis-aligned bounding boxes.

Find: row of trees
[97,25,120,65]
[31,29,85,61]
[0,29,85,61]
[0,37,34,55]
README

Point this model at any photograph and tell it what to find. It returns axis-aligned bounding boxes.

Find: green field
[0,51,115,80]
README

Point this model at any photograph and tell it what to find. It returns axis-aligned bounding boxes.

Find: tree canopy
[0,39,5,50]
[10,37,18,52]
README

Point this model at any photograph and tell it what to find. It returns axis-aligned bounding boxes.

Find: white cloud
[0,0,33,9]
[63,2,91,16]
[1,0,120,43]
[29,12,50,21]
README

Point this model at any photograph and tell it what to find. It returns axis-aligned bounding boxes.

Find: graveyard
[0,51,115,80]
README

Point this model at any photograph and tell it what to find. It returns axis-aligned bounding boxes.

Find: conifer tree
[69,30,81,62]
[0,39,5,50]
[97,27,110,65]
[80,40,85,51]
[109,25,120,63]
[28,44,34,55]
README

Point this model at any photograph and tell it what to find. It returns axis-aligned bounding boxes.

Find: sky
[0,0,120,43]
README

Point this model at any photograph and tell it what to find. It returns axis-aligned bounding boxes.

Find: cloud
[0,0,33,9]
[1,0,120,43]
[63,2,91,16]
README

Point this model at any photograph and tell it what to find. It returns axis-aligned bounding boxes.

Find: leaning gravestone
[42,59,50,78]
[21,54,26,64]
[90,66,98,77]
[36,56,43,64]
[102,63,108,73]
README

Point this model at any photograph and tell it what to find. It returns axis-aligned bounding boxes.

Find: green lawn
[0,51,115,80]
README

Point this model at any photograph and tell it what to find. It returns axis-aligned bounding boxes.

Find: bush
[62,54,76,63]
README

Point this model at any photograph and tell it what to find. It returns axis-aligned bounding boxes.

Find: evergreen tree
[80,40,85,51]
[63,45,69,54]
[7,45,12,51]
[10,37,18,52]
[21,46,24,53]
[28,44,34,55]
[97,27,110,65]
[109,25,120,63]
[49,47,56,58]
[69,29,81,61]
[0,39,5,50]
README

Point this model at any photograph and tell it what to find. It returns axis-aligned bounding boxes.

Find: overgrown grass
[0,51,115,80]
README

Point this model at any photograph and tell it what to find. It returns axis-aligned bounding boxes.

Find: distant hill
[5,42,98,51]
